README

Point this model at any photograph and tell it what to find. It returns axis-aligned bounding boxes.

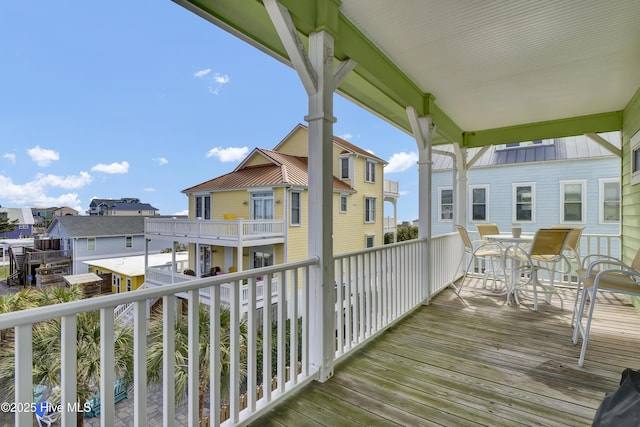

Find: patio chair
[551,225,584,282]
[476,223,501,240]
[572,249,640,366]
[35,401,58,427]
[502,228,571,311]
[451,224,505,295]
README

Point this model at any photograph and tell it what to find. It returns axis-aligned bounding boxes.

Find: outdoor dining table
[482,233,535,303]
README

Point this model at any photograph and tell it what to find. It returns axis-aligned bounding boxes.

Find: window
[560,180,586,223]
[496,139,555,151]
[470,185,488,221]
[438,187,453,221]
[252,248,273,268]
[126,278,132,292]
[340,195,348,213]
[365,235,375,248]
[290,191,301,225]
[632,131,640,185]
[340,157,350,180]
[87,238,96,252]
[364,197,376,223]
[195,195,211,219]
[513,183,535,223]
[365,160,376,183]
[125,236,132,248]
[251,192,274,220]
[600,178,621,223]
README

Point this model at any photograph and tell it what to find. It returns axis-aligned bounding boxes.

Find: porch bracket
[264,0,318,96]
[585,132,622,157]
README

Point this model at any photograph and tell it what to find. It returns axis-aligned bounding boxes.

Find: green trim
[463,111,623,147]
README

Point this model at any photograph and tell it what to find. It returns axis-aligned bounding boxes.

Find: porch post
[452,143,468,227]
[407,108,433,303]
[264,0,356,382]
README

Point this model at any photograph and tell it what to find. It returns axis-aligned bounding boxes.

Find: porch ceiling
[174,0,640,147]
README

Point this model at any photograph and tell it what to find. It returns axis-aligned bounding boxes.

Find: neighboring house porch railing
[144,217,286,245]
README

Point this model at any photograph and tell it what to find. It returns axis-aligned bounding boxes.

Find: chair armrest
[586,258,630,276]
[581,254,619,269]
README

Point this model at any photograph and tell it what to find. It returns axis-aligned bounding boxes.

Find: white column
[407,108,433,303]
[305,30,337,382]
[452,143,468,227]
[264,0,356,382]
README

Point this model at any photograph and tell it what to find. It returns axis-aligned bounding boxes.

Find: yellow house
[151,124,398,277]
[85,252,189,293]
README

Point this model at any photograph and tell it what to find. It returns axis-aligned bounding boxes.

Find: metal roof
[175,0,640,146]
[48,216,147,238]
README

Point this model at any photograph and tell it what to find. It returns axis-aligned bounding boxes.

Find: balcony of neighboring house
[383,180,400,240]
[1,231,636,427]
[144,217,286,247]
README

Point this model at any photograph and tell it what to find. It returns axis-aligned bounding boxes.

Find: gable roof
[109,202,158,211]
[183,149,353,193]
[0,208,34,225]
[48,216,147,238]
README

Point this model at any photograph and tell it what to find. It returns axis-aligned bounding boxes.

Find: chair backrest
[529,228,570,257]
[631,248,640,271]
[455,224,473,250]
[477,223,500,239]
[552,225,584,253]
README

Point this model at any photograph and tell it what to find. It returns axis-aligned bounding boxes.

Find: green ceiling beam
[463,111,624,147]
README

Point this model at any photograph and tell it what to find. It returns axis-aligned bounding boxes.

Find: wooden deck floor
[251,278,640,426]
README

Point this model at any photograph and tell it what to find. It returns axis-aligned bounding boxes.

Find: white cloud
[144,187,156,192]
[194,68,230,95]
[194,68,211,78]
[91,161,130,174]
[385,151,418,173]
[173,209,189,216]
[0,173,91,213]
[153,157,168,165]
[34,171,93,189]
[3,153,16,163]
[207,73,230,95]
[339,133,353,140]
[28,146,60,167]
[206,146,248,162]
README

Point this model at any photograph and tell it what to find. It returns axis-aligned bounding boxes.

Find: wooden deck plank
[251,279,640,426]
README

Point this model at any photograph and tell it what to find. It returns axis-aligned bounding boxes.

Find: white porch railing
[144,217,286,243]
[0,236,465,426]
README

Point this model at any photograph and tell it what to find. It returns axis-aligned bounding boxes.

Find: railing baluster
[277,272,286,393]
[133,300,147,427]
[14,324,32,427]
[187,290,199,427]
[247,277,257,412]
[61,314,77,427]
[209,285,221,426]
[100,307,115,426]
[230,277,241,423]
[163,294,176,426]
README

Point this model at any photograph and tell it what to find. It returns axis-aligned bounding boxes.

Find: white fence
[0,236,466,426]
[144,217,285,242]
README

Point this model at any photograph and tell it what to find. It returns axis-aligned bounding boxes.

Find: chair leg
[451,252,471,295]
[570,280,583,327]
[572,284,591,344]
[577,287,597,367]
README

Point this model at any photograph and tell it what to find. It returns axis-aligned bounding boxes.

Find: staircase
[6,247,25,287]
[113,283,158,325]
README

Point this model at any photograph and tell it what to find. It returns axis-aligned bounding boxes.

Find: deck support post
[408,108,434,303]
[264,0,356,382]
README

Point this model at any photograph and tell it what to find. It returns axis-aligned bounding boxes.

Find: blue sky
[0,1,420,222]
